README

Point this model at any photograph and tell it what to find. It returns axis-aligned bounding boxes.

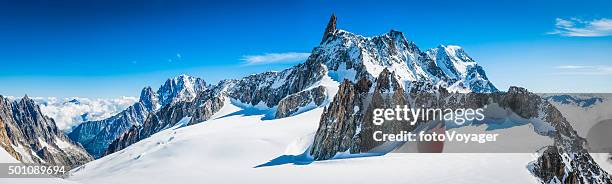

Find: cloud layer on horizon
[6,96,138,131]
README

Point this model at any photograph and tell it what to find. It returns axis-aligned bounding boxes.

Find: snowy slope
[68,100,539,184]
[0,146,18,163]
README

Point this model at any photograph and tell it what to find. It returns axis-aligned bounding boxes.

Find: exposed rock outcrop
[310,78,371,160]
[0,95,92,169]
[275,86,327,118]
[321,14,337,43]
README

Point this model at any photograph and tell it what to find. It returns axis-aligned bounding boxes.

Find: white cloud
[553,65,612,75]
[555,65,593,69]
[23,97,138,131]
[548,18,612,37]
[241,52,310,65]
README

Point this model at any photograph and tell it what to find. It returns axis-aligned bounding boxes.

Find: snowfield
[65,100,540,184]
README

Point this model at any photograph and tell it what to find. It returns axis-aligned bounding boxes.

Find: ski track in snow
[63,101,540,184]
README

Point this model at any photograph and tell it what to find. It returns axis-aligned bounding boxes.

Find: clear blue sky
[1,0,611,98]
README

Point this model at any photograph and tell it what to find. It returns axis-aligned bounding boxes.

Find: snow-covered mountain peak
[139,86,159,111]
[157,74,207,106]
[426,45,476,79]
[431,45,475,63]
[314,15,496,93]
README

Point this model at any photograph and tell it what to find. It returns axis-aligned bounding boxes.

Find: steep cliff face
[0,97,21,161]
[0,95,92,169]
[310,78,371,160]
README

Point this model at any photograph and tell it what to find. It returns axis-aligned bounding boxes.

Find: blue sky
[1,0,611,98]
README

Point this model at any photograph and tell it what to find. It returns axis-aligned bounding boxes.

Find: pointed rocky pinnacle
[321,13,337,44]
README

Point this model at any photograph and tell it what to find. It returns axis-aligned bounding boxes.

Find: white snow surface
[0,146,18,163]
[66,100,540,184]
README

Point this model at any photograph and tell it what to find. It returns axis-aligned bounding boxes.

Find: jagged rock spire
[139,86,158,111]
[321,13,337,43]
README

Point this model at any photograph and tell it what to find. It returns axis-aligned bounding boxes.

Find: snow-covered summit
[156,74,207,107]
[315,16,497,93]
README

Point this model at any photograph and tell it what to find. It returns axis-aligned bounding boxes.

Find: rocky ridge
[68,75,207,158]
[308,68,611,183]
[0,95,92,169]
[105,58,331,155]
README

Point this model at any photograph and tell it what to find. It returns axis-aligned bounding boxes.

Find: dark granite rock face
[498,86,542,119]
[321,14,336,43]
[275,86,327,118]
[188,91,227,125]
[310,78,371,160]
[0,97,22,160]
[0,95,93,169]
[310,69,417,160]
[530,146,576,184]
[529,145,611,183]
[227,58,328,109]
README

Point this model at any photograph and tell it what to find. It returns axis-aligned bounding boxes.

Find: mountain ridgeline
[0,95,92,169]
[67,75,207,158]
[0,14,606,183]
